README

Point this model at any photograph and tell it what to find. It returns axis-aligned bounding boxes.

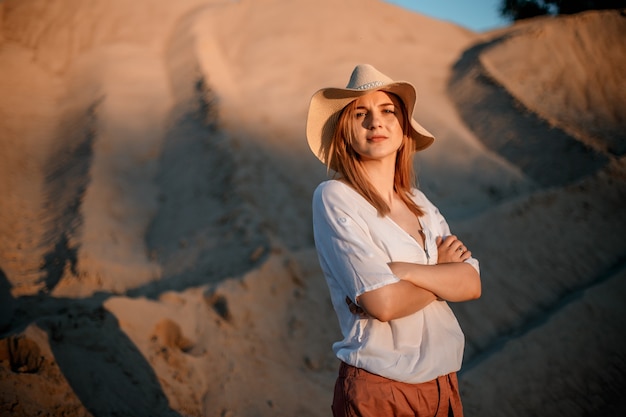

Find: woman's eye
[383,109,395,114]
[355,112,366,118]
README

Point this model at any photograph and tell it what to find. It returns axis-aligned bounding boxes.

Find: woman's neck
[362,159,396,205]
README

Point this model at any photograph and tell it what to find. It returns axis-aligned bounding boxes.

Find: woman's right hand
[436,235,471,263]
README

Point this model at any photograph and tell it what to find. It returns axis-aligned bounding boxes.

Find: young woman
[306,64,481,417]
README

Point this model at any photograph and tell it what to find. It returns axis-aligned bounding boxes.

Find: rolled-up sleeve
[312,182,400,302]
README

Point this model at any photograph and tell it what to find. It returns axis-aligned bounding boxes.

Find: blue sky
[384,0,510,32]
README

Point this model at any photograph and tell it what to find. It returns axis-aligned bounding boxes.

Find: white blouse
[312,180,480,384]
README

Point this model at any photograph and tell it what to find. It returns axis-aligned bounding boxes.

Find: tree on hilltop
[500,0,626,21]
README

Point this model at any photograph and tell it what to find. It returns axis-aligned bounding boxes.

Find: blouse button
[338,217,347,223]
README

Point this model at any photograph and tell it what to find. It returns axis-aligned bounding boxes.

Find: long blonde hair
[327,92,424,217]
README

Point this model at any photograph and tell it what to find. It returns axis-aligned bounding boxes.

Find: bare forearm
[389,262,481,302]
[357,280,437,322]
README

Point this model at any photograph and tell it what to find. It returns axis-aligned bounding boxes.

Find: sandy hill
[0,0,625,416]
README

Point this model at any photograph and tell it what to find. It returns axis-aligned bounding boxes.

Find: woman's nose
[367,112,382,129]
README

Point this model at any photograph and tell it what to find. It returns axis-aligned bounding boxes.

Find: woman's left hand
[345,296,369,318]
[436,235,472,263]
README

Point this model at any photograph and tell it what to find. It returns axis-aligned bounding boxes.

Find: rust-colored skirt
[331,362,463,417]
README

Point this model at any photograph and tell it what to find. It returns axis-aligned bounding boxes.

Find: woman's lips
[368,135,387,142]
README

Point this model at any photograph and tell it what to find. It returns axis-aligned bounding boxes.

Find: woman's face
[348,91,405,165]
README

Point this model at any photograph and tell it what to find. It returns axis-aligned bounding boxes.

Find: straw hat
[306,64,434,169]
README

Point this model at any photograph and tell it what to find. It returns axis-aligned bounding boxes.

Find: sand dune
[480,11,626,155]
[1,0,625,416]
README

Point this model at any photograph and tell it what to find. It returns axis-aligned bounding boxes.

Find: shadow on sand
[0,94,184,415]
[1,267,182,416]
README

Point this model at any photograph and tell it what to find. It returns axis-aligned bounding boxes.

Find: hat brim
[306,81,434,170]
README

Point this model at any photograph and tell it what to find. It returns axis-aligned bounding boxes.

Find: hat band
[354,81,385,90]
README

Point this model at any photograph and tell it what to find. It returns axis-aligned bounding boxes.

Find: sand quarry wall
[1,0,626,416]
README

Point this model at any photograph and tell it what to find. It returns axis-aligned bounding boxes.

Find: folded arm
[388,234,481,302]
[388,261,481,302]
[356,259,480,322]
[352,235,480,321]
[356,280,437,322]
